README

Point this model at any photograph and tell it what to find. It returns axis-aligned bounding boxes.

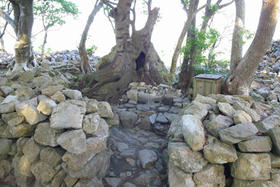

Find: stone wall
[168,94,280,187]
[116,82,184,135]
[0,71,117,187]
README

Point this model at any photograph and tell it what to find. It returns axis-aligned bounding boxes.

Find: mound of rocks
[251,40,280,107]
[168,94,280,187]
[0,70,116,187]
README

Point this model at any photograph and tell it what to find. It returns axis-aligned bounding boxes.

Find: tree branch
[0,9,15,31]
[0,21,8,39]
[219,0,234,9]
[130,0,136,33]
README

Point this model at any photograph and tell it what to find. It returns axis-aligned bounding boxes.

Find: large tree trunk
[9,0,34,73]
[169,19,193,80]
[224,0,279,95]
[229,0,245,74]
[178,18,197,94]
[82,0,167,102]
[79,0,103,74]
[178,0,199,94]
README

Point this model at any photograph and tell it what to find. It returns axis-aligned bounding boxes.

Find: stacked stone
[0,71,117,187]
[251,40,280,107]
[116,82,184,135]
[168,94,280,187]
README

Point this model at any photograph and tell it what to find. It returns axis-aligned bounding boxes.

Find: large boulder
[0,95,19,114]
[231,153,271,180]
[219,122,258,144]
[50,100,86,129]
[182,101,208,120]
[238,136,272,153]
[203,136,238,164]
[37,97,57,116]
[82,113,101,135]
[34,122,63,147]
[181,115,205,151]
[0,139,13,159]
[119,111,138,128]
[256,115,280,133]
[267,127,280,156]
[97,101,114,119]
[233,110,252,124]
[193,164,225,186]
[62,137,107,171]
[16,100,47,125]
[168,162,195,187]
[168,142,207,173]
[31,161,56,184]
[218,102,235,117]
[65,150,110,179]
[57,129,87,154]
[206,115,233,137]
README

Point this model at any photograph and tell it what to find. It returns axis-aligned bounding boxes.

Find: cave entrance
[135,51,146,71]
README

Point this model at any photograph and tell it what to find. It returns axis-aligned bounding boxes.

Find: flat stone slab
[50,101,86,129]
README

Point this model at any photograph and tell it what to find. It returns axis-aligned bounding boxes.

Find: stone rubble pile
[0,69,116,187]
[168,94,280,187]
[0,50,98,71]
[251,40,280,107]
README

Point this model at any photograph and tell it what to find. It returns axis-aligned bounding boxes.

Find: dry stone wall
[168,94,280,187]
[0,70,117,187]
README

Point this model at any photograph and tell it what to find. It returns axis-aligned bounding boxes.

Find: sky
[2,0,280,68]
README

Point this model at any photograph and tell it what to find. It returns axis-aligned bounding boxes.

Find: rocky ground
[0,40,280,187]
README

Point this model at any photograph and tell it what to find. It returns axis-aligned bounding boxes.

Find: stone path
[104,128,168,187]
[103,86,184,187]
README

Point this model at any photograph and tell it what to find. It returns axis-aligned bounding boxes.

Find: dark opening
[135,51,146,71]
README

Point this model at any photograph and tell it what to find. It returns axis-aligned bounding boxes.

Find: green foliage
[208,4,219,13]
[239,29,254,45]
[37,45,52,54]
[86,45,97,55]
[182,26,220,65]
[34,0,79,30]
[181,25,230,77]
[193,60,230,76]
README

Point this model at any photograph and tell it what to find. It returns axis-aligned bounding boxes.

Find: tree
[82,0,168,102]
[0,0,34,73]
[0,1,13,52]
[223,0,279,95]
[177,0,233,94]
[169,0,234,81]
[79,0,103,74]
[34,0,78,55]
